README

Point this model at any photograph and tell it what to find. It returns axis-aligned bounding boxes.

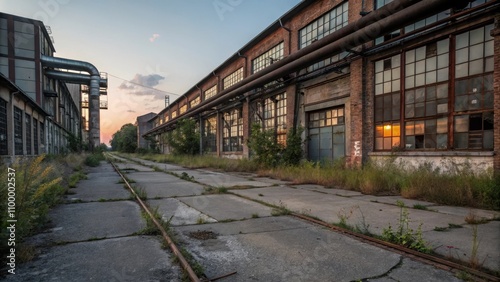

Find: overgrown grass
[121,152,499,210]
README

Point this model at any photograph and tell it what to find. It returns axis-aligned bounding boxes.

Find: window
[14,107,23,155]
[454,112,493,149]
[14,21,35,58]
[0,18,7,55]
[0,98,7,155]
[40,121,44,145]
[252,93,287,145]
[15,59,36,100]
[402,39,449,150]
[452,24,494,150]
[222,108,243,152]
[203,115,217,153]
[171,110,177,119]
[33,119,38,155]
[404,11,449,34]
[455,24,494,79]
[190,96,200,108]
[299,2,349,49]
[252,42,284,74]
[204,85,217,100]
[374,55,401,150]
[223,68,243,90]
[179,105,187,115]
[25,113,31,155]
[375,0,392,9]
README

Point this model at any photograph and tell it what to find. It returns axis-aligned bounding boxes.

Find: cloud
[118,73,166,100]
[149,33,160,42]
[126,109,136,113]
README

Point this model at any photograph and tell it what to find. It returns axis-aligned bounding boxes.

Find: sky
[0,0,301,145]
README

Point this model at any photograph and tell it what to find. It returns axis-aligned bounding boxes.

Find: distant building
[136,112,156,149]
[0,12,107,162]
[143,0,499,173]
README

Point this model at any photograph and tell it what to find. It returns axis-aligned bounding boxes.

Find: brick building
[0,12,107,160]
[144,0,499,174]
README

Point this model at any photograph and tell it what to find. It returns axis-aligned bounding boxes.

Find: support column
[349,59,364,167]
[491,15,500,175]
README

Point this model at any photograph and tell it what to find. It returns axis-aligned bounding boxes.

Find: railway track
[108,155,499,282]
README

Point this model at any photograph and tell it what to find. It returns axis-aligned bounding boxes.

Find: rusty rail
[109,160,201,282]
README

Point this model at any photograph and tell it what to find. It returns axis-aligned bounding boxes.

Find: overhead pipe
[40,54,102,150]
[44,70,108,87]
[145,0,466,136]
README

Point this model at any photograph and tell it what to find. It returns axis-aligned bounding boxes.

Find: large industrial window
[374,24,494,152]
[0,18,7,55]
[404,39,449,149]
[0,98,7,155]
[453,24,494,150]
[40,121,44,146]
[179,105,187,115]
[299,2,348,49]
[375,0,392,9]
[203,115,217,153]
[190,96,200,108]
[33,119,38,155]
[223,68,243,90]
[222,108,243,152]
[25,113,31,155]
[14,21,35,58]
[252,42,284,74]
[252,93,287,146]
[204,85,217,100]
[14,107,23,155]
[374,54,401,150]
[308,107,345,162]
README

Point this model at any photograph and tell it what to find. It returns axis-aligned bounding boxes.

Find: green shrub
[164,118,200,155]
[85,153,104,167]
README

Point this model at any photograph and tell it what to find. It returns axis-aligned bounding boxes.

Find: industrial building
[0,12,107,161]
[143,0,499,173]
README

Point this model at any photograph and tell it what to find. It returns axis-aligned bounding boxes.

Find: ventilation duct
[40,54,104,150]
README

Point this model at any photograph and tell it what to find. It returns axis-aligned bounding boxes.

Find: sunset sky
[0,0,301,145]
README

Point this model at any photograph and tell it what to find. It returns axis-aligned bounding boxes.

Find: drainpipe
[40,55,102,150]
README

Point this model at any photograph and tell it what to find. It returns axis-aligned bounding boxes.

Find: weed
[381,201,431,253]
[84,153,104,167]
[412,204,428,210]
[258,193,264,197]
[448,223,463,229]
[337,206,355,229]
[271,201,291,216]
[203,187,227,195]
[131,186,148,200]
[196,217,207,224]
[434,226,448,232]
[464,211,489,225]
[180,172,195,181]
[251,213,259,218]
[68,171,87,188]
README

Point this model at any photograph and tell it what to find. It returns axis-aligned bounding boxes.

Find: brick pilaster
[492,15,500,175]
[349,59,363,167]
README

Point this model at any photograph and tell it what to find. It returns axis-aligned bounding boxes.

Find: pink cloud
[149,33,160,42]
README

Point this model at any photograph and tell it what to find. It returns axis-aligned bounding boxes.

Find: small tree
[165,118,200,155]
[247,123,284,167]
[110,123,137,153]
[282,126,304,166]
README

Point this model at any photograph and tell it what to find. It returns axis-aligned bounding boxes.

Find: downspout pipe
[147,0,462,136]
[40,54,102,150]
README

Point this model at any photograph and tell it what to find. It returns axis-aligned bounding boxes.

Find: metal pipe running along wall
[146,0,470,136]
[40,55,103,150]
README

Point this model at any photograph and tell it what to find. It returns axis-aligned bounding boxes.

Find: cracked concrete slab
[178,194,274,221]
[29,201,145,244]
[5,236,180,281]
[147,198,217,226]
[173,216,457,282]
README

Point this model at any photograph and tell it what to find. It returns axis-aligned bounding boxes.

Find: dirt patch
[188,230,218,240]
